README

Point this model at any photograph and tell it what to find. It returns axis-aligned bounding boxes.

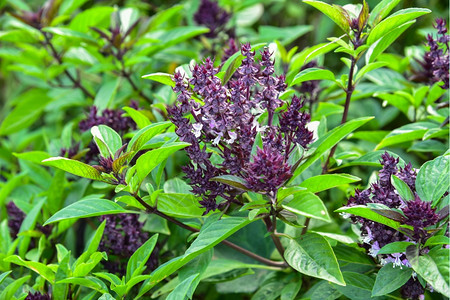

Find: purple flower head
[279,96,314,148]
[79,102,137,134]
[25,292,51,300]
[6,201,25,239]
[169,43,313,211]
[413,18,449,89]
[99,213,157,275]
[222,38,239,62]
[403,195,439,239]
[379,151,399,187]
[194,0,231,38]
[245,145,292,193]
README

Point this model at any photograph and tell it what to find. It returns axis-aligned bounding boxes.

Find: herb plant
[0,0,448,299]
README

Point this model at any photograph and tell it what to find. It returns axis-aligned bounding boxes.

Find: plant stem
[263,216,287,261]
[41,32,95,99]
[322,56,357,174]
[132,193,288,268]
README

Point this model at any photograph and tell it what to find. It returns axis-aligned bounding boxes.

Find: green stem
[322,55,357,174]
[132,193,288,268]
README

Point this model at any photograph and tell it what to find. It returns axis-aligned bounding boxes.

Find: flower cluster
[7,202,52,239]
[99,214,158,275]
[168,43,313,212]
[414,18,449,89]
[347,152,441,298]
[79,103,138,134]
[194,0,231,39]
[25,291,51,300]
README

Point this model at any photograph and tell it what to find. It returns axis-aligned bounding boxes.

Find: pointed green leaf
[391,175,414,202]
[299,174,360,193]
[44,199,128,225]
[303,0,350,33]
[375,122,437,150]
[4,255,55,283]
[367,8,430,45]
[408,248,449,297]
[377,241,415,255]
[290,68,336,87]
[284,233,345,285]
[283,192,331,222]
[372,263,412,296]
[142,72,175,87]
[136,142,190,183]
[416,155,450,205]
[126,234,159,281]
[290,117,373,182]
[335,205,401,230]
[127,122,172,155]
[42,157,104,181]
[91,125,122,158]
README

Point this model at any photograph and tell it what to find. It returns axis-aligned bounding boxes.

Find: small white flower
[226,131,237,144]
[192,123,203,138]
[213,133,223,145]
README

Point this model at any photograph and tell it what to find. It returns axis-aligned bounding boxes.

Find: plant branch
[322,55,357,174]
[41,32,95,99]
[132,193,287,268]
[263,216,287,262]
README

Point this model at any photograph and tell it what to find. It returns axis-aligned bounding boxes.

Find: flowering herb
[194,0,231,39]
[346,152,446,297]
[168,43,313,213]
[24,291,51,300]
[414,18,450,89]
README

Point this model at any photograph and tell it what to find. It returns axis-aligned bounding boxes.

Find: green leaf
[290,117,373,182]
[299,174,360,193]
[408,248,449,297]
[42,157,104,181]
[0,275,31,300]
[94,78,120,111]
[142,72,175,87]
[377,241,415,255]
[375,122,437,150]
[42,27,97,43]
[355,62,388,82]
[0,89,52,136]
[416,155,450,205]
[14,151,51,164]
[91,125,122,158]
[366,20,415,63]
[424,235,450,247]
[335,150,405,169]
[282,192,331,222]
[0,271,11,285]
[136,142,190,183]
[333,272,379,300]
[44,199,128,225]
[157,193,207,218]
[4,255,55,282]
[367,8,430,45]
[335,205,401,230]
[167,273,200,300]
[280,280,302,300]
[284,233,345,285]
[127,121,172,154]
[57,277,108,293]
[137,217,254,297]
[126,234,159,282]
[290,68,336,87]
[122,107,151,129]
[391,175,414,202]
[368,0,401,25]
[372,263,412,296]
[303,0,350,33]
[210,175,250,191]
